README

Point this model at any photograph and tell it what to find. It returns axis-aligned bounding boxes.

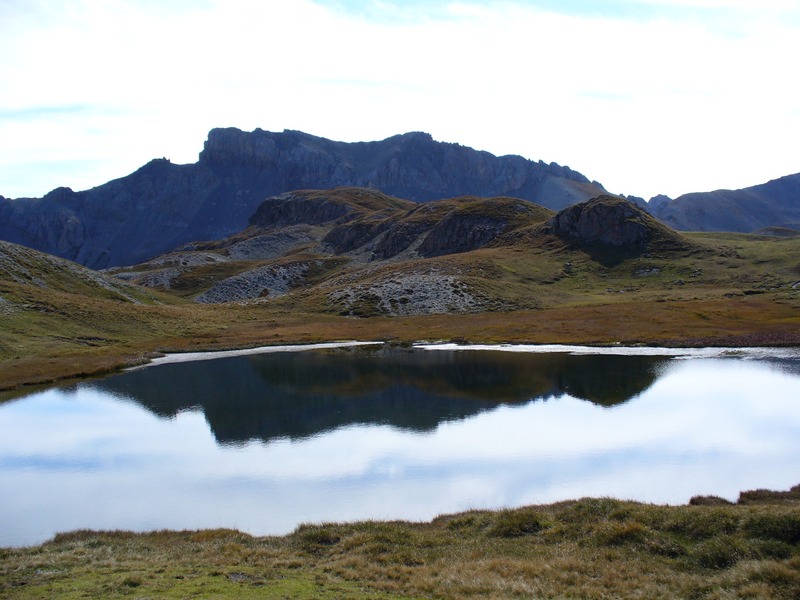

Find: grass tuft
[487,508,550,538]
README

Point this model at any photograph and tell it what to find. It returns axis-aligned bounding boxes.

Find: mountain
[0,129,606,269]
[648,173,800,232]
[110,188,702,314]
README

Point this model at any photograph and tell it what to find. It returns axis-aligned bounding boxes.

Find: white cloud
[0,0,798,199]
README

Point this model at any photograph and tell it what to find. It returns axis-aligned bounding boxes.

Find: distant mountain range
[0,128,798,269]
[648,174,800,234]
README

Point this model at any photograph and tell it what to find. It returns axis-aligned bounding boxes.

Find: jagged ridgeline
[0,129,606,269]
[109,188,703,315]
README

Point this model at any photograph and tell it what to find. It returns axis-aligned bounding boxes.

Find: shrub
[689,495,733,506]
[293,524,340,553]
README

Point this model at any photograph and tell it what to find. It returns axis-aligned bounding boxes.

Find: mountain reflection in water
[91,347,668,444]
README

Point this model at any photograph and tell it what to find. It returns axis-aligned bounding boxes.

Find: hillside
[107,188,798,322]
[110,189,701,315]
[0,240,158,304]
[0,129,606,269]
[649,172,800,232]
[2,190,799,393]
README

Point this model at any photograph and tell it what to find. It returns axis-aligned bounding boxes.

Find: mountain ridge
[650,172,800,232]
[0,129,606,269]
[1,128,798,269]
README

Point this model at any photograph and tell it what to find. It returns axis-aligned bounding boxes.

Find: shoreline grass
[3,486,799,599]
[2,294,799,395]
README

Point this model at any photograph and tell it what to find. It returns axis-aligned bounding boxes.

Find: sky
[1,0,798,201]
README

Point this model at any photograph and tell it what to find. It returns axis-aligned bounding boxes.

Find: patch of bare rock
[194,263,313,303]
[329,271,478,316]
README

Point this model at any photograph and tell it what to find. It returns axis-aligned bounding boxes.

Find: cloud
[0,0,798,199]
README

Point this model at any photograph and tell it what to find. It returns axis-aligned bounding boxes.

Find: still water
[2,343,799,547]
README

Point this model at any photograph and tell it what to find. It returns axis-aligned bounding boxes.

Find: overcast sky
[1,0,798,201]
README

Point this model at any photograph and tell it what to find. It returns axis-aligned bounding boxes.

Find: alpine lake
[2,342,799,548]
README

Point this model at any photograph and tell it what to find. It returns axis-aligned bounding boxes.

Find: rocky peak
[199,127,281,167]
[1,128,608,268]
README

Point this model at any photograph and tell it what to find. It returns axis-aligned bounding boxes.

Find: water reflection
[90,347,668,444]
[1,347,799,548]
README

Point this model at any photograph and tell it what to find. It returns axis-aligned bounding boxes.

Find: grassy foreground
[2,487,799,599]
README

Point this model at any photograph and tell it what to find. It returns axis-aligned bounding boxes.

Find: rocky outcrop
[248,192,356,228]
[543,195,695,261]
[322,194,553,261]
[418,211,509,258]
[0,129,605,268]
[546,196,653,249]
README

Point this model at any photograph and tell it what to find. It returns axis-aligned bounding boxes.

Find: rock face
[200,129,603,207]
[546,196,652,249]
[0,129,606,269]
[648,173,800,233]
[544,195,690,257]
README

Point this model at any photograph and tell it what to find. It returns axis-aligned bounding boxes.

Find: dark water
[2,344,799,547]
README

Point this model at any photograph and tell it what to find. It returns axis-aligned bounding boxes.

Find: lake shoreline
[3,294,799,394]
[4,323,800,397]
[125,339,800,371]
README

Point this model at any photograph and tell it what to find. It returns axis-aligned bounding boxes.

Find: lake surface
[2,343,800,547]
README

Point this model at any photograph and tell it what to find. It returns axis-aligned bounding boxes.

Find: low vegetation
[2,486,799,599]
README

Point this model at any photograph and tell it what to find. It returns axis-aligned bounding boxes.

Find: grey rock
[194,263,311,304]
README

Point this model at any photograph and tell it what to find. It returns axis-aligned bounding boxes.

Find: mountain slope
[649,173,800,232]
[0,129,606,269]
[110,189,713,316]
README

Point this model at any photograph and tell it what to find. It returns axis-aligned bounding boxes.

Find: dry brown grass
[3,489,799,599]
[2,285,798,395]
